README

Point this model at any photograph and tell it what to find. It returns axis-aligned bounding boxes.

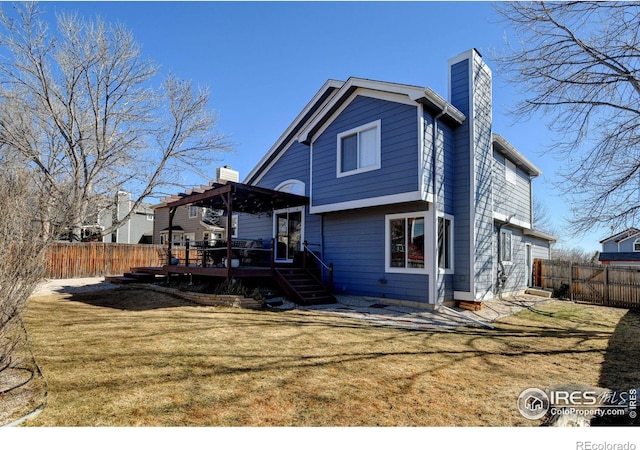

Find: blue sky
[37,1,607,253]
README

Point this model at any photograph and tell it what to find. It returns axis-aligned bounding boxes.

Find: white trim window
[386,212,427,273]
[337,120,381,177]
[500,229,513,264]
[505,159,517,185]
[275,179,305,196]
[189,205,199,219]
[634,238,640,252]
[438,213,454,273]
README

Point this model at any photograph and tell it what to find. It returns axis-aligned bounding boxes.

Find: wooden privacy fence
[534,259,640,309]
[45,243,186,279]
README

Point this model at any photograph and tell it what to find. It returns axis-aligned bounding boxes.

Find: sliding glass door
[274,208,303,262]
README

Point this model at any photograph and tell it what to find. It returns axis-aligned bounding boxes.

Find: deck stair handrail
[302,241,333,292]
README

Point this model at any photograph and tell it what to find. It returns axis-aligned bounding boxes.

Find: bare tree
[0,3,230,241]
[494,2,640,235]
[532,195,557,236]
[0,168,48,424]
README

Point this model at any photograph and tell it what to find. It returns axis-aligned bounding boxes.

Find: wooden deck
[127,264,336,305]
[160,264,274,278]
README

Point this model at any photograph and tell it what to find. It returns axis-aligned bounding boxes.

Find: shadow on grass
[593,308,640,426]
[62,287,201,311]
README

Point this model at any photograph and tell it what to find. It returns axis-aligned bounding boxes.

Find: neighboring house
[237,49,555,308]
[97,191,155,244]
[598,227,640,266]
[152,166,239,246]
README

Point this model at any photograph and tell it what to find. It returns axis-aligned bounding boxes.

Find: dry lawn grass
[17,288,640,426]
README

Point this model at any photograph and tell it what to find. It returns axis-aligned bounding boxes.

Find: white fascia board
[493,212,532,230]
[310,191,428,215]
[608,230,640,245]
[244,79,344,185]
[298,78,426,144]
[523,228,558,243]
[306,88,418,147]
[492,134,541,177]
[410,87,465,125]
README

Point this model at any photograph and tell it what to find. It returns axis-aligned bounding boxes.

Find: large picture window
[337,120,381,177]
[386,213,426,272]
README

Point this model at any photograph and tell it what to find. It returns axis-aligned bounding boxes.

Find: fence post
[569,261,573,302]
[185,239,190,267]
[604,265,609,305]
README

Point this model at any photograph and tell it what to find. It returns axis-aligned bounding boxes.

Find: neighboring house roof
[599,252,640,263]
[599,227,640,244]
[492,134,541,177]
[135,202,155,215]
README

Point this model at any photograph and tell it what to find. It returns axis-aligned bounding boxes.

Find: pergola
[162,181,310,279]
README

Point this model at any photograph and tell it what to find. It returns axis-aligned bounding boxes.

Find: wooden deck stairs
[274,267,336,306]
[105,270,165,285]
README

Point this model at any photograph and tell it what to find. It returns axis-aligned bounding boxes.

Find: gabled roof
[244,79,344,185]
[297,77,465,145]
[599,227,640,244]
[492,134,541,177]
[244,77,465,185]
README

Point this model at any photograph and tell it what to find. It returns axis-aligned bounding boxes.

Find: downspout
[431,107,445,294]
[431,105,493,329]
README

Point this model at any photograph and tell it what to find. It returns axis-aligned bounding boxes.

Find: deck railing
[303,241,334,292]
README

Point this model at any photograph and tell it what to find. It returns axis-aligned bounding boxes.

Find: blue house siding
[234,49,554,307]
[449,50,495,301]
[423,111,455,214]
[311,95,419,208]
[240,140,322,254]
[612,238,637,253]
[493,151,532,225]
[450,59,473,295]
[323,202,430,304]
[496,226,528,294]
[254,141,310,192]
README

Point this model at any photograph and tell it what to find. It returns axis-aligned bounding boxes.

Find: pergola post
[225,187,234,282]
[167,207,177,265]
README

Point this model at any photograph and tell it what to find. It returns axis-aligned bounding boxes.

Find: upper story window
[505,159,517,185]
[337,120,381,178]
[634,238,640,252]
[189,205,199,218]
